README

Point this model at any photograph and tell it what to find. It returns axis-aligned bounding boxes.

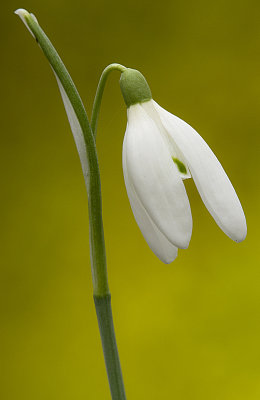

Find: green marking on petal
[172,157,187,174]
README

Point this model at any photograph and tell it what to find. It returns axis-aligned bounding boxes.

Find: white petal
[124,102,192,249]
[123,141,178,263]
[154,101,247,242]
[141,101,191,180]
[55,73,89,181]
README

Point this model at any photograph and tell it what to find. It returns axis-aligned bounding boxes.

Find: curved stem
[91,63,126,138]
[16,11,126,400]
[90,63,127,400]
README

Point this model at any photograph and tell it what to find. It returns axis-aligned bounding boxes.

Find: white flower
[122,98,247,263]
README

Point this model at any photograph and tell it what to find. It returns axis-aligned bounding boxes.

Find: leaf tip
[14,8,29,18]
[15,8,38,38]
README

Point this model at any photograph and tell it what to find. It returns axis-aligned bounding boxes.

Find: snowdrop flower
[120,69,247,263]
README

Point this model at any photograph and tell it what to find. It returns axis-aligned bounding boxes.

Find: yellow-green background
[1,0,259,399]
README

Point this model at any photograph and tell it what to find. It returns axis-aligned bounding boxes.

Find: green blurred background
[1,0,259,399]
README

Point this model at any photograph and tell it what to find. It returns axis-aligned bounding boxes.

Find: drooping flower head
[120,68,247,263]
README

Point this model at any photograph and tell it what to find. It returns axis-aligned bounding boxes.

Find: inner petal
[141,101,191,180]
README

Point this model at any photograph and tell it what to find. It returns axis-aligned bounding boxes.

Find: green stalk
[15,10,126,400]
[91,63,126,138]
[94,295,126,400]
[90,63,129,400]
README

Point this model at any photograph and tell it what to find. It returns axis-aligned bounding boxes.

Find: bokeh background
[1,0,259,399]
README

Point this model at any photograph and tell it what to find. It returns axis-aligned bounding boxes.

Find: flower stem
[90,64,128,399]
[91,63,126,138]
[94,295,126,400]
[16,10,126,400]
